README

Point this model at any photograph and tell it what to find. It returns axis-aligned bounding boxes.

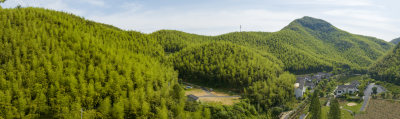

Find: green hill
[153,16,393,74]
[391,37,400,45]
[172,42,285,88]
[0,7,395,119]
[369,43,400,85]
[0,7,294,118]
[0,7,183,118]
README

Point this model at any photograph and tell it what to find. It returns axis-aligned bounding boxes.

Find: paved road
[361,83,374,111]
[360,83,386,111]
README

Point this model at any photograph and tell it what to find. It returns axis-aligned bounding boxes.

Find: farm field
[355,99,400,119]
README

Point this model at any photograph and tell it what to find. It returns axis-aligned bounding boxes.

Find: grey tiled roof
[337,85,357,90]
[187,94,199,101]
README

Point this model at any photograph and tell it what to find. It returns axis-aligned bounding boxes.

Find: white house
[294,76,310,98]
[294,81,305,98]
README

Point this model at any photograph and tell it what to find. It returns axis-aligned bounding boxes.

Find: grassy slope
[321,106,353,119]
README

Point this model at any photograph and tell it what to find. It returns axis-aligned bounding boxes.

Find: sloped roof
[296,78,305,89]
[337,85,357,90]
[187,94,199,101]
[351,80,360,86]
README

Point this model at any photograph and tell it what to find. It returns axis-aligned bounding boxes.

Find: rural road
[361,83,374,111]
[360,83,385,111]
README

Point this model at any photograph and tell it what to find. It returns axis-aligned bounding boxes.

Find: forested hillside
[0,7,298,119]
[0,7,395,119]
[369,43,400,85]
[152,17,393,74]
[391,37,400,45]
[172,42,284,88]
[0,7,184,118]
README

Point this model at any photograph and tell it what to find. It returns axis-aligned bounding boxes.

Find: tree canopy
[369,43,400,85]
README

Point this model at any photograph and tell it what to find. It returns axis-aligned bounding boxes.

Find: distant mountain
[391,37,400,45]
[154,16,393,74]
[369,43,400,85]
[0,7,395,119]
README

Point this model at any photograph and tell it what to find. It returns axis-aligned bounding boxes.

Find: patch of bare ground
[185,89,209,96]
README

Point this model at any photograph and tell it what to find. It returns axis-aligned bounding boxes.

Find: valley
[0,6,399,119]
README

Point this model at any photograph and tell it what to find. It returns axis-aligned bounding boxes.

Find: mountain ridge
[391,37,400,45]
[153,16,393,74]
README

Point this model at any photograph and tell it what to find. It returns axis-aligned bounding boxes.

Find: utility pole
[240,25,242,32]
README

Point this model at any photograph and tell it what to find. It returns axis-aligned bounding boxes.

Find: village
[288,72,388,119]
[182,72,393,119]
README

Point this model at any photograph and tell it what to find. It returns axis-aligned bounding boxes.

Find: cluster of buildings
[294,71,363,99]
[294,72,333,98]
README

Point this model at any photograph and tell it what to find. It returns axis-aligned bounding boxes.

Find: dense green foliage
[0,7,298,119]
[0,7,184,118]
[328,98,340,119]
[369,43,400,85]
[172,42,284,88]
[243,72,296,112]
[391,37,400,45]
[309,90,321,119]
[185,101,260,119]
[0,6,395,119]
[153,17,393,74]
[172,42,296,117]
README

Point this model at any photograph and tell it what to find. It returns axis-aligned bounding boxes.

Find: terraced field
[355,99,400,119]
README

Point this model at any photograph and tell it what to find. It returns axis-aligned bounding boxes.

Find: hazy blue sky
[2,0,399,41]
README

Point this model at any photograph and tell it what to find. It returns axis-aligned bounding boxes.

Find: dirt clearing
[347,102,357,106]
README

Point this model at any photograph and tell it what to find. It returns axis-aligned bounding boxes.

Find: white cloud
[88,9,302,35]
[1,0,399,41]
[323,9,391,22]
[287,0,374,7]
[321,9,399,40]
[80,0,105,7]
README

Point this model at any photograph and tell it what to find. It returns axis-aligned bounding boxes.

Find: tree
[98,97,111,117]
[112,99,124,119]
[328,98,340,119]
[372,87,378,94]
[203,108,211,119]
[309,90,321,119]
